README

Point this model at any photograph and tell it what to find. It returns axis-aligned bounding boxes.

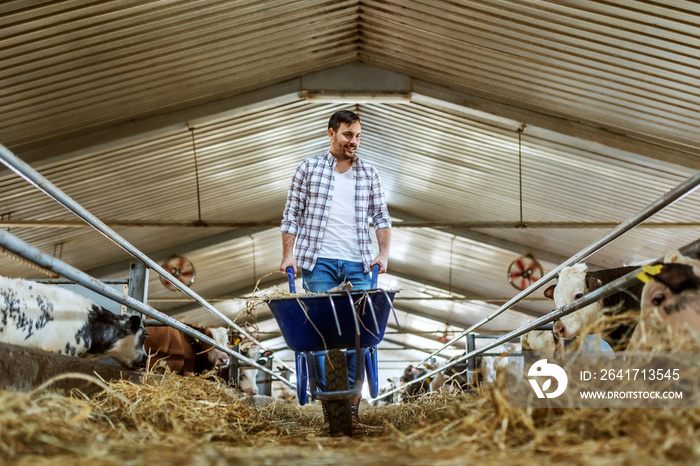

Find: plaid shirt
[281,151,392,272]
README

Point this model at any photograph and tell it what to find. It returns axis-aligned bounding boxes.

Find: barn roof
[1,1,698,370]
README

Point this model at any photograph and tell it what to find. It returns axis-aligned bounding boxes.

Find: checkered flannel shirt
[281,151,392,272]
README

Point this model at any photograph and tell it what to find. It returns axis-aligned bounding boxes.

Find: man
[280,109,392,429]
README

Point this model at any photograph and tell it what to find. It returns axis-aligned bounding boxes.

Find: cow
[270,365,298,404]
[144,324,230,376]
[521,329,559,351]
[430,358,473,393]
[477,354,511,385]
[235,338,262,396]
[371,378,399,406]
[0,275,148,368]
[663,249,700,268]
[628,262,700,350]
[399,365,431,401]
[216,335,277,397]
[271,378,297,404]
[544,264,644,350]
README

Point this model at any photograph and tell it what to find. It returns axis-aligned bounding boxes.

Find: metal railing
[0,227,294,388]
[373,237,700,402]
[0,142,295,385]
[372,166,700,403]
[417,170,700,366]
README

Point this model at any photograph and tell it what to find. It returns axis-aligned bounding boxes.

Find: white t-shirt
[318,167,363,261]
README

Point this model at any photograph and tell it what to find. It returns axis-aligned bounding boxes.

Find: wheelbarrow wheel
[324,349,353,436]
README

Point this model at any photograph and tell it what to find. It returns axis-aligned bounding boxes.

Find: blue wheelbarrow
[266,265,397,435]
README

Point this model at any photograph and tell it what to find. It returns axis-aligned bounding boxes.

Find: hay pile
[1,369,698,465]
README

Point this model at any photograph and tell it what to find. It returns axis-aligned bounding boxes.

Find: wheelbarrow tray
[267,290,397,352]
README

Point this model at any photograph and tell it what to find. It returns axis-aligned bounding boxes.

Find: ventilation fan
[507,255,543,291]
[160,255,196,291]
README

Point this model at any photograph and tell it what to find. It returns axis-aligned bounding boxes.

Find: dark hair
[328,110,360,131]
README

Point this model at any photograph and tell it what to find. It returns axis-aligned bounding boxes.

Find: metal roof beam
[411,82,699,170]
[389,206,574,268]
[85,226,268,279]
[10,62,696,175]
[8,81,302,171]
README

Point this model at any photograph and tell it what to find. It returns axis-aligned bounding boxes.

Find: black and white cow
[428,358,473,393]
[371,378,399,406]
[399,365,430,401]
[0,276,148,368]
[544,264,644,350]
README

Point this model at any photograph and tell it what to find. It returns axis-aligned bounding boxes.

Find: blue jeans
[301,258,370,391]
[301,258,370,293]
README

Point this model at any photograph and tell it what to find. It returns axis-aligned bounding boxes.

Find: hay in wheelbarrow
[1,364,698,465]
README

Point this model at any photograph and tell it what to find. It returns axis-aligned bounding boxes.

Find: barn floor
[1,371,697,466]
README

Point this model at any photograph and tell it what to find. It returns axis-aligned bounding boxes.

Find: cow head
[203,327,230,370]
[546,264,603,340]
[641,263,700,324]
[521,329,559,351]
[237,340,262,396]
[400,365,429,400]
[103,313,149,368]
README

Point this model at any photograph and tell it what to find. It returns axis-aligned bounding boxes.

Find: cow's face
[204,327,230,369]
[239,368,259,396]
[521,330,559,351]
[400,365,419,383]
[641,264,700,330]
[551,265,602,339]
[105,315,149,368]
[400,365,429,399]
[238,341,261,396]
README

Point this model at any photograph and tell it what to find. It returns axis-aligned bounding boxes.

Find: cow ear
[586,277,603,291]
[262,350,274,358]
[128,315,142,333]
[657,263,696,293]
[543,285,556,299]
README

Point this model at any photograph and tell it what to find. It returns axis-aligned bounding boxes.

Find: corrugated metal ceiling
[360,0,700,148]
[0,1,698,371]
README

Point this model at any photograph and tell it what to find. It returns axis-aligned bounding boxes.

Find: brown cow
[145,324,230,376]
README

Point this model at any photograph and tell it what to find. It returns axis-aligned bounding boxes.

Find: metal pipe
[146,296,552,304]
[0,228,296,390]
[2,219,700,229]
[372,237,700,403]
[0,142,295,375]
[417,170,700,366]
[30,278,129,285]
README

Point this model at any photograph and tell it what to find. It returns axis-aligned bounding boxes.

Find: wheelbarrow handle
[286,266,296,293]
[371,263,379,289]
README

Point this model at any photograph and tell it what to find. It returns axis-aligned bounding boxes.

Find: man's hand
[280,232,297,276]
[370,254,389,274]
[372,228,391,274]
[279,257,297,276]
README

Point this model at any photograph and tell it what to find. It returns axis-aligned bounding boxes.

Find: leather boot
[350,398,363,429]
